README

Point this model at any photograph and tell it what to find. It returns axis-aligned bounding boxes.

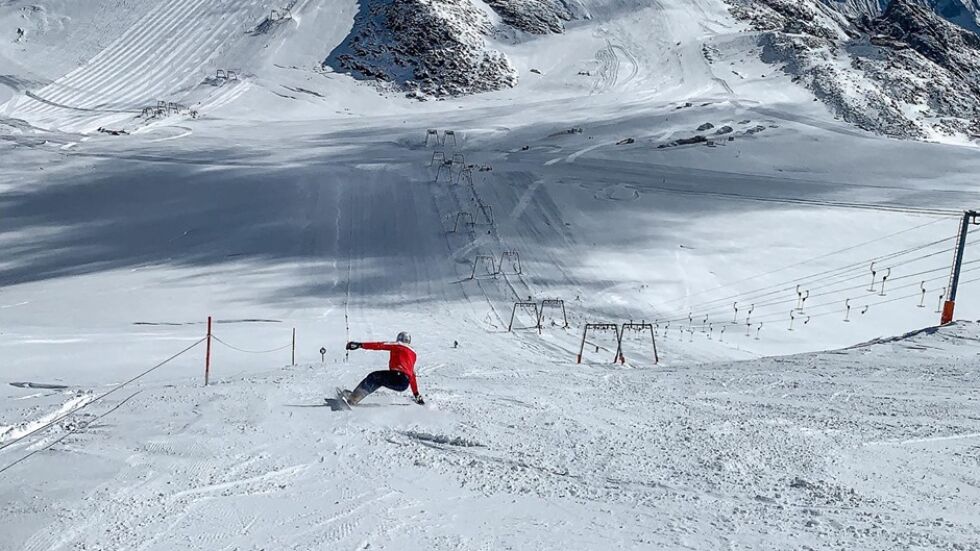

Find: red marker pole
[204,316,212,386]
[942,211,979,325]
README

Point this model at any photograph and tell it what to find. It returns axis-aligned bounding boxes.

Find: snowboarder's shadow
[333,400,410,409]
[285,399,411,411]
[285,399,348,411]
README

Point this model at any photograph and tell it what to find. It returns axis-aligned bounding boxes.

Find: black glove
[413,394,425,405]
[346,341,361,351]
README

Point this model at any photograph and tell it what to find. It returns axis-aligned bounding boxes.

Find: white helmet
[396,331,411,344]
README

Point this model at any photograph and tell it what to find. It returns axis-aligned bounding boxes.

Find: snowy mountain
[325,0,518,98]
[323,0,586,98]
[483,0,580,34]
[818,0,980,27]
[319,0,980,137]
[317,0,980,136]
[727,0,980,139]
[2,0,980,549]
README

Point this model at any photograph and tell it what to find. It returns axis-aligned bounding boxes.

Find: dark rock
[484,0,575,34]
[677,135,708,145]
[726,0,980,140]
[325,0,518,99]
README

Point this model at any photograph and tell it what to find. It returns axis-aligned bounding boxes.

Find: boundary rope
[0,337,205,453]
[211,335,291,354]
[0,391,144,476]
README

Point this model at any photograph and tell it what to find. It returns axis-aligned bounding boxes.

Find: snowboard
[332,387,353,410]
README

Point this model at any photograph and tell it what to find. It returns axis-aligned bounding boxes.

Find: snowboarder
[343,332,424,406]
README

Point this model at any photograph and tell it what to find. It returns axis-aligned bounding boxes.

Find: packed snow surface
[1,0,980,549]
[3,323,980,549]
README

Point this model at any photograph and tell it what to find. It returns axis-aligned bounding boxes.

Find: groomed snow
[4,322,980,549]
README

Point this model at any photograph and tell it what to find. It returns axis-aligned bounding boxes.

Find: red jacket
[361,342,419,395]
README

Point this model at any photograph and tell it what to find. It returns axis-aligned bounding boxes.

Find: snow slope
[3,321,979,549]
[0,0,287,133]
[2,0,980,548]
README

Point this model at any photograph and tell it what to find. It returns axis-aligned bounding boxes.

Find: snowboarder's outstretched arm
[359,341,395,351]
[347,341,400,352]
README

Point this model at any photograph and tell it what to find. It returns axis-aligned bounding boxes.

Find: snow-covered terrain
[727,0,980,141]
[5,320,980,550]
[1,0,980,549]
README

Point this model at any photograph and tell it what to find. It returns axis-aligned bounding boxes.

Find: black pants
[356,370,410,395]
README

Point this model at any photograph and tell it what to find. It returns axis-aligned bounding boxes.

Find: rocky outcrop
[816,0,980,33]
[727,0,854,39]
[325,0,518,99]
[864,1,980,132]
[865,0,980,75]
[483,0,576,34]
[727,0,980,140]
